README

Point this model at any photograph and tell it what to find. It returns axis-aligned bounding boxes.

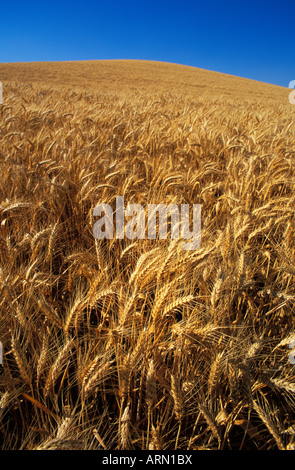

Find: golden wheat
[0,59,294,450]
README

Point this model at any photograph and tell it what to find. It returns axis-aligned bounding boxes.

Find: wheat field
[0,60,294,450]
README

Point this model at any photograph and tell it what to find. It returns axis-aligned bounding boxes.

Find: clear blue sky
[1,0,294,87]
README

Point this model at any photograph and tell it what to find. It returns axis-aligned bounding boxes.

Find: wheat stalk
[253,400,285,450]
[11,334,32,385]
[44,339,74,398]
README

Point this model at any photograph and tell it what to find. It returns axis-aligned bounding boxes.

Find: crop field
[0,60,294,450]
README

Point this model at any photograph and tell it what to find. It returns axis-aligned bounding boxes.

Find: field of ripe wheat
[0,60,294,450]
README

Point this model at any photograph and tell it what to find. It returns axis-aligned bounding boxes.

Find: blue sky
[0,0,294,87]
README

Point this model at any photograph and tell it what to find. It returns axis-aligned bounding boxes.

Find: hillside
[0,60,294,450]
[0,59,290,99]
